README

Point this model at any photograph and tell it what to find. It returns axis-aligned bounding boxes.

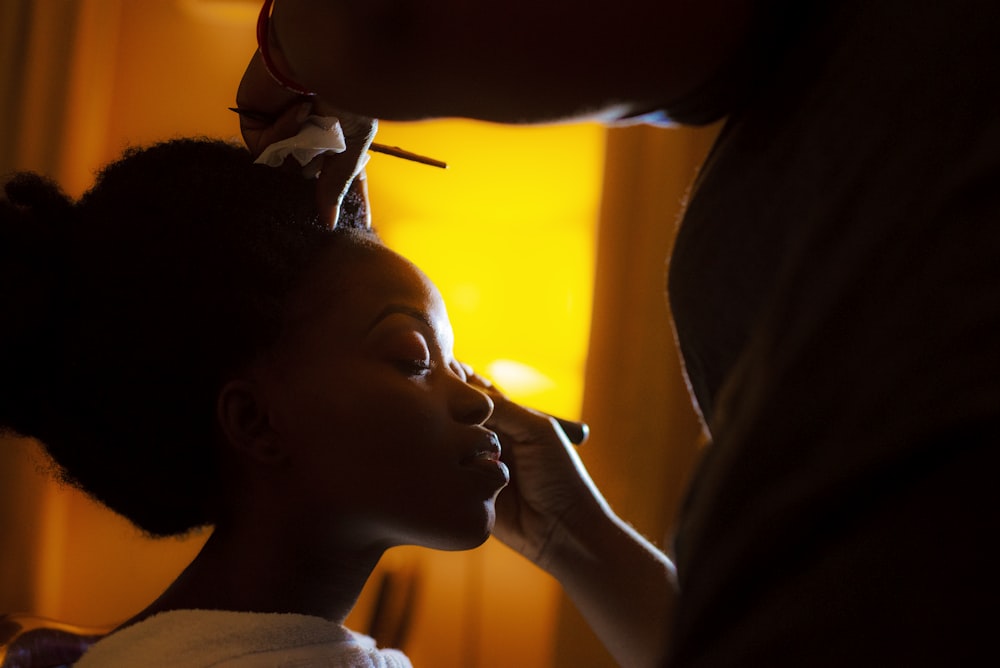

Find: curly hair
[0,138,376,537]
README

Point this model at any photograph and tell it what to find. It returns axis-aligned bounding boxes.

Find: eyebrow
[366,304,434,333]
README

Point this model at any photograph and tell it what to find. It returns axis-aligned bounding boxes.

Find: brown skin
[477,372,677,667]
[254,0,758,123]
[125,242,506,627]
[233,6,699,655]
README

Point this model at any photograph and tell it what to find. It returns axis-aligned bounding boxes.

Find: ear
[217,379,288,464]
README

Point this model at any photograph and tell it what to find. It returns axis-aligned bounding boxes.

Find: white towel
[73,609,412,668]
[254,115,371,180]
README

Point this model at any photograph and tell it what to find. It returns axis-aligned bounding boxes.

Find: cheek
[352,387,444,456]
[290,376,444,465]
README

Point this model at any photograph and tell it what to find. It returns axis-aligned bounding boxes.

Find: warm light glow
[177,0,260,25]
[486,359,556,395]
[365,118,605,667]
[369,119,605,419]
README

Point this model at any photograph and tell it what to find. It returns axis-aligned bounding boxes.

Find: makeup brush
[229,107,448,169]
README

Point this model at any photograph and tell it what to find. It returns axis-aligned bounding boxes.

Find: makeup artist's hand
[235,51,306,159]
[235,53,376,227]
[470,369,677,668]
[310,100,377,228]
[466,370,603,571]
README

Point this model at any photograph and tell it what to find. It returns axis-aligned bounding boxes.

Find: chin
[412,501,497,552]
[442,528,493,552]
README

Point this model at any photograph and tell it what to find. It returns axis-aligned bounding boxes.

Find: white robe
[74,610,412,668]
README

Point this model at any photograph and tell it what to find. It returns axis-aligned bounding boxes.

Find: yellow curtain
[0,0,79,618]
[0,0,74,178]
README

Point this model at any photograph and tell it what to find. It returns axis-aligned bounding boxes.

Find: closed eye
[399,358,434,377]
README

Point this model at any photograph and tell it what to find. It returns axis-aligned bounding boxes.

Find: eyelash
[401,358,433,376]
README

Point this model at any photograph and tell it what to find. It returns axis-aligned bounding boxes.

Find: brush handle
[368,144,447,169]
[551,416,589,445]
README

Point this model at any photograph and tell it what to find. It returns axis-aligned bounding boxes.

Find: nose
[450,376,494,426]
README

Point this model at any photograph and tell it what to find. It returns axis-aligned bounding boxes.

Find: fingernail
[352,153,371,178]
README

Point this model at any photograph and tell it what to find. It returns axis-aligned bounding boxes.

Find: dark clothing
[666,0,1000,664]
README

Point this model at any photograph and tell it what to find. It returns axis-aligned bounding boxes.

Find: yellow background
[0,1,713,665]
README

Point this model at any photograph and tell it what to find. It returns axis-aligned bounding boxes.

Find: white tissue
[254,115,347,177]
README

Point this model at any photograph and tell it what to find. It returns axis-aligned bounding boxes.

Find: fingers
[318,170,371,229]
[314,114,377,228]
[236,51,306,156]
[242,101,314,159]
[462,364,589,445]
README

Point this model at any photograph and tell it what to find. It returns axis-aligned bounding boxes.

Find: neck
[125,519,384,629]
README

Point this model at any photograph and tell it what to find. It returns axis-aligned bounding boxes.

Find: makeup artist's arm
[474,374,677,668]
[259,0,757,123]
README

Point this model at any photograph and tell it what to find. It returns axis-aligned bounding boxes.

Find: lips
[459,432,509,486]
[461,432,502,465]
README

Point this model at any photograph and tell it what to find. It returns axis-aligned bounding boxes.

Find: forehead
[287,239,449,343]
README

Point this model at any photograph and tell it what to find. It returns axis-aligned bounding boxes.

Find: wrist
[257,0,316,96]
[536,493,617,575]
[547,496,674,581]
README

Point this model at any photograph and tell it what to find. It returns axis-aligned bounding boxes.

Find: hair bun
[1,171,73,284]
[3,171,72,229]
[0,172,74,439]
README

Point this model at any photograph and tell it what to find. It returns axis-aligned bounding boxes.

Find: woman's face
[254,239,508,552]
